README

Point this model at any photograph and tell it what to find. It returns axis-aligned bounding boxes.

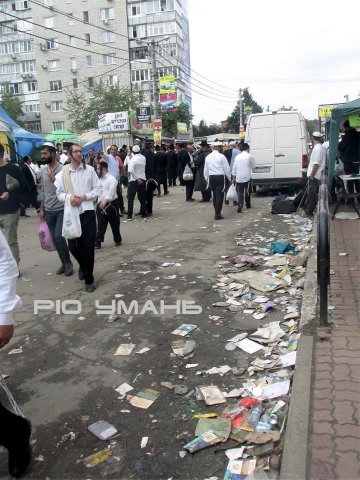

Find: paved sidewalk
[308,217,360,480]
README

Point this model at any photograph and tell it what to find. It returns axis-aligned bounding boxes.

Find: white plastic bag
[62,195,82,239]
[183,164,194,182]
[226,183,238,202]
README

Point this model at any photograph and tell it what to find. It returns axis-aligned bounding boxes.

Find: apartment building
[0,0,191,134]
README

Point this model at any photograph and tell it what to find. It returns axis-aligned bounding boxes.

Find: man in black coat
[178,143,196,201]
[338,120,360,194]
[194,140,212,202]
[133,139,155,216]
[154,145,168,196]
[20,156,39,217]
[166,144,178,186]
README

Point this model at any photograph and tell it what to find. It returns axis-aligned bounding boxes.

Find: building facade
[0,0,191,135]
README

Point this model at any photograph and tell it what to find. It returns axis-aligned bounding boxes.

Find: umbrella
[45,130,79,143]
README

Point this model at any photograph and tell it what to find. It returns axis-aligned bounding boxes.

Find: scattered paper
[83,448,112,468]
[140,437,149,448]
[199,386,226,405]
[115,383,133,399]
[114,344,136,356]
[8,347,23,355]
[225,447,246,460]
[338,252,348,256]
[136,347,150,354]
[280,351,297,367]
[129,389,160,409]
[171,324,197,337]
[236,338,264,354]
[259,380,290,399]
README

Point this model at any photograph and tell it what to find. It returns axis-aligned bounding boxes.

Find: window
[25,121,42,132]
[44,17,54,28]
[0,40,34,55]
[48,59,59,70]
[26,81,37,92]
[13,1,29,11]
[131,69,150,82]
[16,20,32,31]
[107,75,118,86]
[146,0,161,14]
[70,57,77,69]
[53,121,64,130]
[0,83,21,95]
[102,53,116,65]
[69,36,76,47]
[0,64,10,75]
[45,39,58,50]
[128,3,142,16]
[85,55,92,66]
[68,13,74,26]
[83,11,89,23]
[130,46,148,61]
[22,61,35,73]
[72,78,78,89]
[84,33,90,45]
[24,102,40,113]
[128,24,145,39]
[102,31,115,43]
[43,0,53,6]
[88,77,94,87]
[158,66,177,77]
[100,8,114,21]
[147,22,176,37]
[51,101,63,112]
[50,80,62,91]
[161,43,177,57]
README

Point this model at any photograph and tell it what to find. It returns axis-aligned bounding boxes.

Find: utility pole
[150,40,160,119]
[239,88,244,137]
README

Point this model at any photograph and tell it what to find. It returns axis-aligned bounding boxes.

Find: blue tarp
[0,106,45,158]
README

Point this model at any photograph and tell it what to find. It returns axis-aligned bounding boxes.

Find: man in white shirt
[302,131,326,217]
[59,150,68,165]
[232,143,256,213]
[0,230,32,478]
[55,144,102,292]
[95,162,122,249]
[127,145,147,220]
[204,142,231,220]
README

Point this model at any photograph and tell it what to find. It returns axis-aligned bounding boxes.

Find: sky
[188,0,360,125]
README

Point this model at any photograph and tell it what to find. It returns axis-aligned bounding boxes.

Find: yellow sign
[159,75,175,94]
[349,113,360,128]
[177,122,188,134]
[318,105,335,118]
[154,130,162,144]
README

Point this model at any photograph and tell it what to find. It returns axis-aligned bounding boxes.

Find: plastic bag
[62,195,82,239]
[226,184,238,202]
[182,165,194,182]
[38,220,56,252]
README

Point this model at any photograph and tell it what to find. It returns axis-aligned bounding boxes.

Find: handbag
[226,183,238,202]
[62,195,82,239]
[183,164,194,182]
[38,220,56,252]
[6,173,20,191]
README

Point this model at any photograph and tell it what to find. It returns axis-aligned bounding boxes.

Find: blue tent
[0,106,45,158]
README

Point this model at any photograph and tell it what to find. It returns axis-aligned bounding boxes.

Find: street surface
[0,186,309,479]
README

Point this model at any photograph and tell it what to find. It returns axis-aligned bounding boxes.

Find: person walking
[166,144,178,187]
[194,140,212,202]
[0,229,32,478]
[127,145,147,220]
[204,142,231,220]
[102,145,126,214]
[232,143,256,213]
[0,144,28,264]
[338,119,360,194]
[20,156,39,217]
[154,144,168,196]
[39,142,73,276]
[95,162,122,249]
[55,144,102,292]
[179,144,196,201]
[301,131,326,218]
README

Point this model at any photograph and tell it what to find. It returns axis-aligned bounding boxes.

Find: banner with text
[98,111,129,134]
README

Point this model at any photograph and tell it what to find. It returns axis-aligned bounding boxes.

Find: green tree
[161,102,193,137]
[193,119,221,137]
[65,80,139,133]
[0,92,24,125]
[225,88,262,133]
[305,119,319,136]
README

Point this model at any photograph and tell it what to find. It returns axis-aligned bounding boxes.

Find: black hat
[146,178,158,192]
[200,140,209,147]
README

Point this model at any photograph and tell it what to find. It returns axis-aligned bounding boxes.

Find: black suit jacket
[21,164,37,192]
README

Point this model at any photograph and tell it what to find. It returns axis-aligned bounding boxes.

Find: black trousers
[68,210,96,285]
[157,179,168,195]
[304,177,320,215]
[145,188,153,214]
[201,188,212,201]
[185,180,195,200]
[117,182,125,212]
[209,175,226,216]
[168,169,177,186]
[96,199,122,245]
[128,181,146,217]
[0,401,26,450]
[236,181,251,208]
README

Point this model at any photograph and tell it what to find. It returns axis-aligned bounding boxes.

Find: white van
[245,111,309,189]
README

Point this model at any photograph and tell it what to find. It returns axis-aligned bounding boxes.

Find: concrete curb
[280,226,318,480]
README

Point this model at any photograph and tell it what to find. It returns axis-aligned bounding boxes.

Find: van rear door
[247,114,274,181]
[274,112,303,179]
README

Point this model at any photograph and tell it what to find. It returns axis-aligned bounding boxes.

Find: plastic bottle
[239,404,263,432]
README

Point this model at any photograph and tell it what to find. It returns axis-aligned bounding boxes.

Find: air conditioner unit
[45,103,50,107]
[41,64,48,69]
[71,67,77,73]
[101,18,109,24]
[35,112,40,117]
[11,54,17,60]
[40,43,46,51]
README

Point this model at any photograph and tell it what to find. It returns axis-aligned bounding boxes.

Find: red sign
[153,119,162,131]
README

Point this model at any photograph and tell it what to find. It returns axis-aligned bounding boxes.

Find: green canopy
[328,98,360,189]
[45,129,79,143]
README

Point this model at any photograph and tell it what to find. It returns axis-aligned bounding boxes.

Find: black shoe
[64,263,74,276]
[85,283,96,292]
[157,194,161,197]
[237,207,242,213]
[8,417,31,478]
[127,215,133,220]
[94,244,101,250]
[233,201,238,206]
[214,215,224,220]
[246,204,251,209]
[164,191,169,195]
[56,265,65,275]
[119,213,124,217]
[121,209,127,214]
[78,269,84,281]
[20,214,30,218]
[147,212,153,217]
[134,212,142,216]
[114,242,122,247]
[141,214,148,218]
[224,200,229,205]
[186,198,195,202]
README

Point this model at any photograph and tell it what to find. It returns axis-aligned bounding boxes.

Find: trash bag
[226,184,238,202]
[38,220,56,252]
[270,241,298,255]
[62,195,82,239]
[182,165,194,182]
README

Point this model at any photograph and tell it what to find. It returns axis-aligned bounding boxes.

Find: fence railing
[317,182,330,326]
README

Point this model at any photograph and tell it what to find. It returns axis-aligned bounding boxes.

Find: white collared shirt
[0,230,21,325]
[204,150,231,180]
[98,172,118,202]
[232,152,256,183]
[307,143,326,180]
[55,163,102,213]
[103,153,120,180]
[128,153,146,182]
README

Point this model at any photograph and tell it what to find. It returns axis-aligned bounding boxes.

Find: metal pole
[239,88,243,136]
[150,40,160,119]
